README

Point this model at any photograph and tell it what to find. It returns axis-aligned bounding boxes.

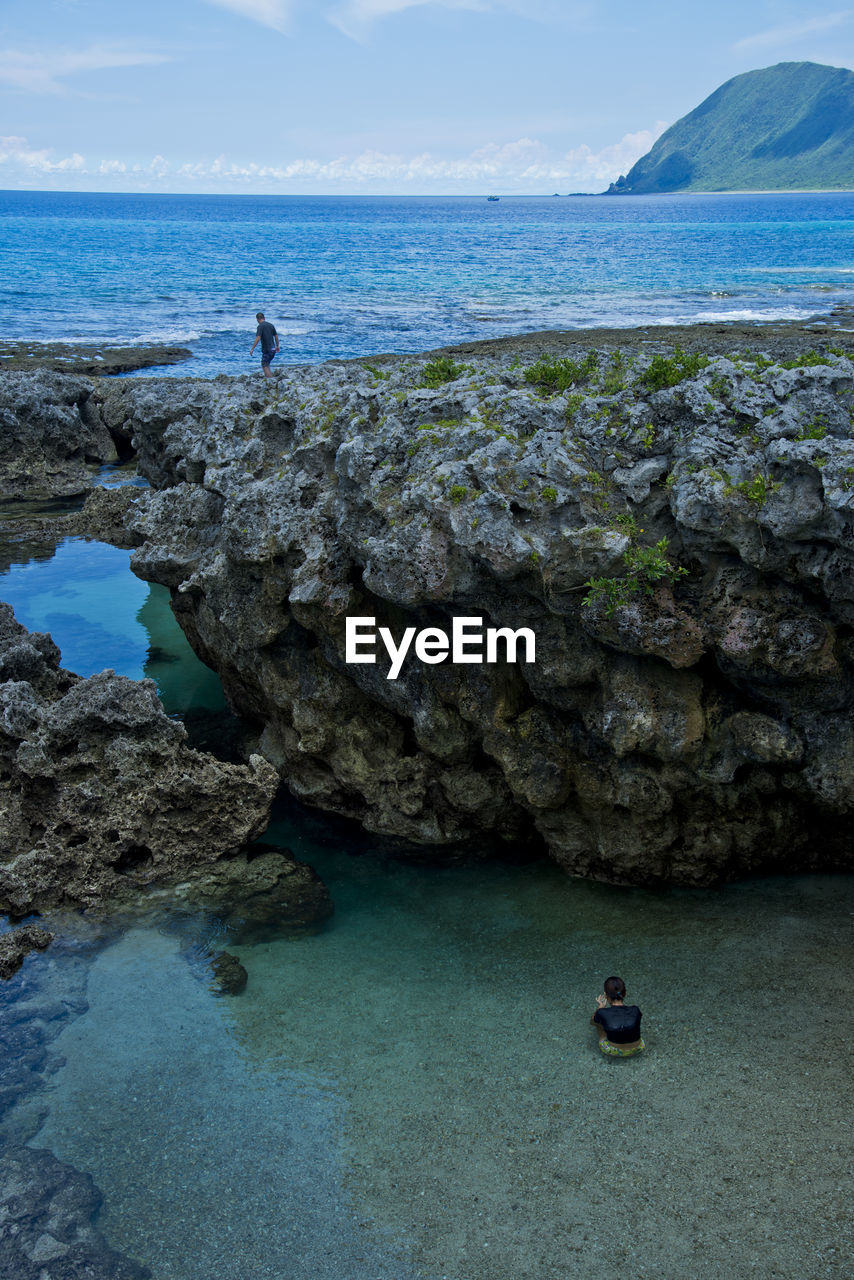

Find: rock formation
[207,950,248,995]
[76,341,851,887]
[0,339,191,376]
[0,602,280,917]
[0,371,122,499]
[0,927,53,981]
[4,334,854,887]
[154,847,333,931]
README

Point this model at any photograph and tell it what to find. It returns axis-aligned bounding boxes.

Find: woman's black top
[594,1004,642,1043]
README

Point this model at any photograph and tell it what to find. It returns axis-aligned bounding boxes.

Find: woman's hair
[604,976,626,1001]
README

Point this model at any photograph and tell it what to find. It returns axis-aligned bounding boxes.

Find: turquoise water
[2,191,854,375]
[1,533,853,1277]
[0,537,225,713]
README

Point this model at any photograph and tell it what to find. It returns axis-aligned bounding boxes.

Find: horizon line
[4,187,854,199]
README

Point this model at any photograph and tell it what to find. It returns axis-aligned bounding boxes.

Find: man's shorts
[599,1038,645,1057]
[261,349,277,367]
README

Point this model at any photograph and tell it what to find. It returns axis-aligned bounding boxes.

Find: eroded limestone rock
[0,371,119,499]
[0,927,53,981]
[0,603,279,918]
[8,340,853,886]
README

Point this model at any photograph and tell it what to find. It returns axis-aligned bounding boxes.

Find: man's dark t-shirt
[593,1005,642,1043]
[256,320,278,353]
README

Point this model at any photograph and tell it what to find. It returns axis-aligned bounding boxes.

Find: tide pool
[0,536,225,714]
[1,532,852,1279]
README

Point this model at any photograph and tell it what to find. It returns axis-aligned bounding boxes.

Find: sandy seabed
[21,845,854,1280]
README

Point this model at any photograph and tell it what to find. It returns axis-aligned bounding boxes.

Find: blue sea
[2,190,854,375]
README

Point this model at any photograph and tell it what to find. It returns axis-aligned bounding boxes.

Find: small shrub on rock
[421,357,468,388]
[637,348,709,391]
[524,352,598,393]
[583,538,687,614]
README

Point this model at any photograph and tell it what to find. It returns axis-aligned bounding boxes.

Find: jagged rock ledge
[0,604,331,974]
[5,331,854,886]
[0,340,191,376]
[120,343,854,886]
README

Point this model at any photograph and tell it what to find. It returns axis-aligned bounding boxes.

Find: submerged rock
[0,1142,151,1279]
[207,950,248,995]
[163,847,333,930]
[0,927,54,981]
[0,603,279,920]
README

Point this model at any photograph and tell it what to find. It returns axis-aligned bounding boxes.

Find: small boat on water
[487,195,500,201]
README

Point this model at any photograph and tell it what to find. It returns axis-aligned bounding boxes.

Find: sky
[1,1,854,194]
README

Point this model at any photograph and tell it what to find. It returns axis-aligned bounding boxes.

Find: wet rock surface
[0,602,279,918]
[207,950,248,995]
[0,928,53,981]
[0,1142,151,1279]
[0,487,145,551]
[161,846,333,931]
[0,340,191,377]
[106,330,854,885]
[0,930,150,1280]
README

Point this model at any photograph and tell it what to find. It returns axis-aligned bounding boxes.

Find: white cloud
[331,0,489,39]
[0,46,171,95]
[0,136,86,172]
[184,125,662,187]
[201,0,293,32]
[0,125,664,192]
[0,137,166,180]
[559,126,667,183]
[329,0,591,38]
[733,10,852,52]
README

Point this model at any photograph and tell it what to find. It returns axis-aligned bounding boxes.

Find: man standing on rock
[250,312,279,378]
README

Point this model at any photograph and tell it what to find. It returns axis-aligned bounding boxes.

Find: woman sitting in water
[591,976,644,1057]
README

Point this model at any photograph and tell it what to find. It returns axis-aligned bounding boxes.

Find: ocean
[2,189,854,374]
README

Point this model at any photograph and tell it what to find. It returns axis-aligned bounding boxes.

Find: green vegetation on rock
[583,538,688,614]
[638,349,710,390]
[524,352,598,393]
[420,357,468,388]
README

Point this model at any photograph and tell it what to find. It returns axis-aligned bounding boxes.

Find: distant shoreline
[599,187,854,196]
[4,186,854,199]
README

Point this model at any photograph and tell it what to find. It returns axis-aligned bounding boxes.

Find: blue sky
[1,1,853,193]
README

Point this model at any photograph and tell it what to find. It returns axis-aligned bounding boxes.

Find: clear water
[0,536,225,713]
[3,190,854,376]
[1,533,853,1278]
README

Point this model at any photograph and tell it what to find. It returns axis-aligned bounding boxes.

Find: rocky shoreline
[0,340,192,377]
[0,601,332,983]
[1,317,853,918]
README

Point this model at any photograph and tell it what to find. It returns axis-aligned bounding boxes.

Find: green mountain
[608,62,854,194]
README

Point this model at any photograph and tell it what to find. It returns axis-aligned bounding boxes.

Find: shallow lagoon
[1,535,852,1279]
